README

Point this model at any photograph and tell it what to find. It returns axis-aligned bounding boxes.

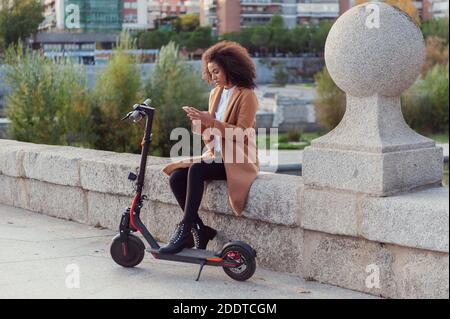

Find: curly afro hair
[202,40,256,89]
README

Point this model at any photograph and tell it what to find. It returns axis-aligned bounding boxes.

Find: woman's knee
[169,168,187,189]
[188,163,204,180]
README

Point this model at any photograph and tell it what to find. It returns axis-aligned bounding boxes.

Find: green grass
[257,130,448,152]
[257,131,325,150]
[276,143,307,150]
[427,133,449,143]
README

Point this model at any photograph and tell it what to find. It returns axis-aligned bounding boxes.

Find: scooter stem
[136,108,154,194]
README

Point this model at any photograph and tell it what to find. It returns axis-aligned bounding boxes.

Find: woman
[160,40,260,254]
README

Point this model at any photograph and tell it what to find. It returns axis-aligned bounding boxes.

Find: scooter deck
[146,247,223,266]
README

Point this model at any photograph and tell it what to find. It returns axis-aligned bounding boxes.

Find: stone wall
[0,139,447,298]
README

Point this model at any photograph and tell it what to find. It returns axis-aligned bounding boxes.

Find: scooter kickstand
[195,260,206,282]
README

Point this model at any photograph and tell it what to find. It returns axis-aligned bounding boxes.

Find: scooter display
[110,99,257,281]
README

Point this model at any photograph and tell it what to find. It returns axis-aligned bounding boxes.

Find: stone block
[303,146,443,195]
[0,175,28,209]
[23,146,114,187]
[80,153,169,196]
[203,173,303,226]
[26,179,87,224]
[303,230,449,298]
[0,140,55,177]
[302,186,449,253]
[302,187,360,236]
[143,164,179,206]
[86,191,133,231]
[361,187,449,253]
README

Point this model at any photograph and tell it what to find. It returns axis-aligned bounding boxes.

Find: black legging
[169,159,227,224]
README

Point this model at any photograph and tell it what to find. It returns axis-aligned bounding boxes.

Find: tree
[91,31,144,153]
[269,13,284,29]
[0,0,44,48]
[186,27,215,52]
[144,42,209,156]
[221,31,241,43]
[138,30,171,49]
[288,25,310,54]
[237,27,256,53]
[310,20,334,53]
[251,26,271,55]
[268,14,290,55]
[179,13,200,32]
[356,0,420,25]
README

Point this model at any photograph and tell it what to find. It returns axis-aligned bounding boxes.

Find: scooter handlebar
[122,98,154,122]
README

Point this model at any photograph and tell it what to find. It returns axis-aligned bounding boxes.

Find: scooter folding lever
[141,195,149,201]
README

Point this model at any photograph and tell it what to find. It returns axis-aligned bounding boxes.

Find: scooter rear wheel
[110,234,145,268]
[221,245,256,281]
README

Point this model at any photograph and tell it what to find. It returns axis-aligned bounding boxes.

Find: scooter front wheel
[221,245,256,281]
[110,234,145,268]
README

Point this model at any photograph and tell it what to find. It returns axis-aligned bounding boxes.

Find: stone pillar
[303,2,443,195]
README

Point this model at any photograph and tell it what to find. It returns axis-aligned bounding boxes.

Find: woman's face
[207,62,230,88]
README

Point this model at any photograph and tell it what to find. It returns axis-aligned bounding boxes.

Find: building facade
[147,0,201,29]
[432,0,449,17]
[217,0,240,34]
[200,0,449,35]
[38,0,153,32]
[201,0,352,35]
[122,0,149,30]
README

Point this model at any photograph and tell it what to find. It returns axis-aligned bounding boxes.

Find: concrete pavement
[0,204,378,299]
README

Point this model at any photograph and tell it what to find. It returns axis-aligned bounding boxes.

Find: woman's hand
[182,106,214,127]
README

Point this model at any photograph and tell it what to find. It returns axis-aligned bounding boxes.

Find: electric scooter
[110,99,257,282]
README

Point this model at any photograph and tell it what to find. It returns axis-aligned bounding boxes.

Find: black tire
[221,245,256,281]
[110,234,145,268]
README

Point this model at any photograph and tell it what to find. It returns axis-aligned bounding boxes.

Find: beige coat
[162,86,260,216]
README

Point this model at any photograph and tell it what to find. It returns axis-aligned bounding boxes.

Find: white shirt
[214,86,234,154]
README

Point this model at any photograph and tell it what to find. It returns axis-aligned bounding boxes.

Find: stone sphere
[324,2,425,97]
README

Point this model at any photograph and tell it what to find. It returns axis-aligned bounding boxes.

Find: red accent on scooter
[122,242,127,256]
[129,194,142,232]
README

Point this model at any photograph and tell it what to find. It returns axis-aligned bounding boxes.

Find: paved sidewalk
[0,204,378,299]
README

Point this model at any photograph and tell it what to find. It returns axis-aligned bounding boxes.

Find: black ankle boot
[191,223,217,250]
[159,222,194,254]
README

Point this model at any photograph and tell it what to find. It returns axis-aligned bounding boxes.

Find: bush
[314,63,449,135]
[422,36,449,75]
[91,31,144,153]
[313,67,346,130]
[287,128,302,142]
[402,63,449,134]
[274,65,289,86]
[4,43,93,146]
[144,41,209,156]
[421,18,449,44]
